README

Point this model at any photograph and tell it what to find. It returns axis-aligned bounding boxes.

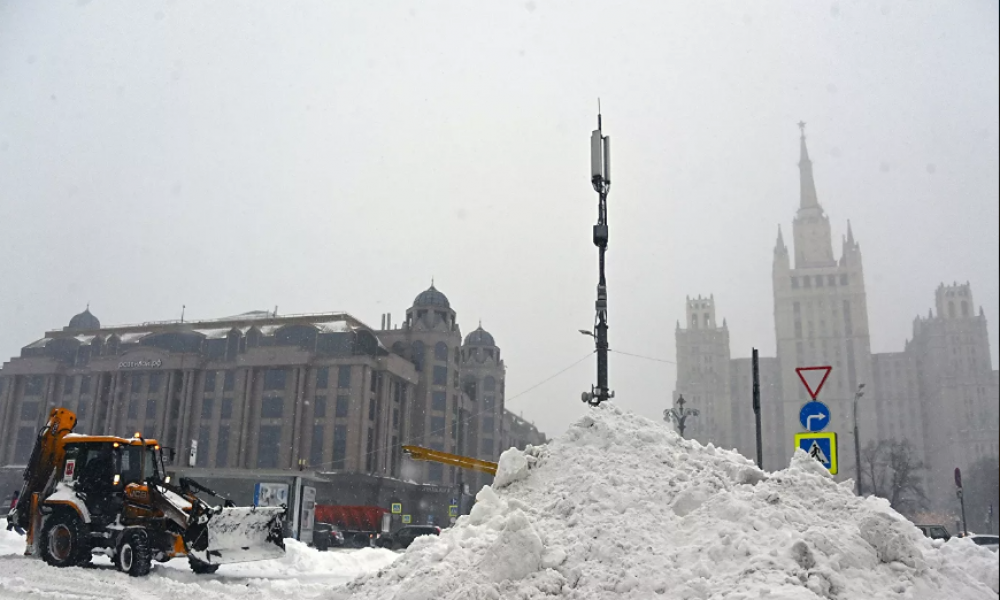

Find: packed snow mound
[342,403,999,600]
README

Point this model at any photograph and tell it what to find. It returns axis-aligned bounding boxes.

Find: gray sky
[1,1,997,438]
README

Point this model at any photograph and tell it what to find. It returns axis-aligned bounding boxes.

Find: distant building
[674,126,999,511]
[0,285,547,522]
[502,409,547,451]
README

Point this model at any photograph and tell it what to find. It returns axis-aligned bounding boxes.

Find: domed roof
[413,284,450,309]
[67,308,101,331]
[464,324,495,347]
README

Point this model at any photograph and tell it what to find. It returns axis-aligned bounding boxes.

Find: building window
[434,342,449,361]
[428,462,443,482]
[131,375,143,394]
[263,369,287,391]
[392,409,399,427]
[336,395,350,417]
[370,371,378,393]
[145,398,158,421]
[223,371,236,392]
[338,366,351,389]
[433,366,448,386]
[482,416,495,433]
[368,398,376,421]
[332,426,347,469]
[80,375,92,394]
[256,425,282,469]
[791,277,799,289]
[203,371,217,393]
[25,376,44,396]
[196,426,211,467]
[481,438,494,456]
[432,391,447,411]
[19,401,38,421]
[261,396,284,418]
[126,397,139,420]
[217,426,230,467]
[411,342,425,371]
[484,395,495,411]
[201,397,215,419]
[77,399,89,421]
[366,428,375,472]
[14,426,36,463]
[311,424,324,468]
[314,396,327,418]
[63,377,75,395]
[430,416,446,437]
[221,398,233,420]
[391,436,399,475]
[484,376,496,392]
[827,275,836,286]
[316,367,329,389]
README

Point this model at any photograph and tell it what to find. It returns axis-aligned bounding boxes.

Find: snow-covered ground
[3,403,998,599]
[343,404,999,600]
[0,530,399,599]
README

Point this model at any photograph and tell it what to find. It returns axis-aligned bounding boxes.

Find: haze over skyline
[2,1,997,438]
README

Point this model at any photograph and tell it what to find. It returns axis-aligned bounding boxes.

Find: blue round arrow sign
[799,402,831,432]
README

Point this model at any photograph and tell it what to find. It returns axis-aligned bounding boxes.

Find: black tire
[188,557,220,575]
[116,530,153,577]
[39,511,91,568]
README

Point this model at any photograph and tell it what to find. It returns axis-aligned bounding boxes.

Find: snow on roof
[344,403,1000,599]
[118,332,150,343]
[25,338,52,349]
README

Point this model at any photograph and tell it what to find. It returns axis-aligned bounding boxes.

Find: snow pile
[343,403,999,600]
[222,539,398,579]
[0,526,25,556]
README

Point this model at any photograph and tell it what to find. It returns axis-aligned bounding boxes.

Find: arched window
[961,301,969,317]
[484,376,496,392]
[949,302,956,318]
[434,341,449,361]
[411,341,425,370]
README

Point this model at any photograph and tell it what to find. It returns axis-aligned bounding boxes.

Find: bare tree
[861,438,927,515]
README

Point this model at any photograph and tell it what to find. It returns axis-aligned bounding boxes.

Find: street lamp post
[853,383,866,496]
[664,395,700,438]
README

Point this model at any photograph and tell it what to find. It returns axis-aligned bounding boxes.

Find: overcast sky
[1,0,997,438]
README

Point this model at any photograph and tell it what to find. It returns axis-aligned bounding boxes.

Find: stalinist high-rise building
[674,124,999,511]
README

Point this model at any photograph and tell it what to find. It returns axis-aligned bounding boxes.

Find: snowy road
[0,530,399,599]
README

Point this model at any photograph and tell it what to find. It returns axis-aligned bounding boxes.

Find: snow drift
[343,403,999,600]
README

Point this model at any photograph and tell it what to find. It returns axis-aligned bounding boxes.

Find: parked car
[376,525,441,550]
[312,522,345,551]
[916,524,951,541]
[969,534,999,552]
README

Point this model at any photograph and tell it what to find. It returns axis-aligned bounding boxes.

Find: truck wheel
[189,557,220,574]
[40,511,90,568]
[116,530,152,577]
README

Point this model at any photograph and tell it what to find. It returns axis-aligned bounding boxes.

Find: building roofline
[45,311,373,337]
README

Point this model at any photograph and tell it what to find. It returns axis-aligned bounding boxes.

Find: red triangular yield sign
[796,366,832,400]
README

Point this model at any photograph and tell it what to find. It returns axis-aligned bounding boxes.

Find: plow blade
[189,506,285,565]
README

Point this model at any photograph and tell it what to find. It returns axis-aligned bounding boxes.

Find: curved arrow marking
[806,414,827,430]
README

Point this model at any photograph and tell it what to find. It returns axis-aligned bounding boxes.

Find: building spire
[775,225,786,251]
[846,219,856,245]
[798,121,819,210]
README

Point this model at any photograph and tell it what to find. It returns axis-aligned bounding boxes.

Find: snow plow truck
[5,407,285,576]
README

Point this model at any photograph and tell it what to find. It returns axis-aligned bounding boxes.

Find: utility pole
[582,106,613,407]
[752,348,762,469]
[664,395,699,438]
[853,383,866,495]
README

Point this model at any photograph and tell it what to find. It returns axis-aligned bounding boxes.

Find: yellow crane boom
[401,445,498,476]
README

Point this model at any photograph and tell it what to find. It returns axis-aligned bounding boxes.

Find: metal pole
[752,348,762,469]
[958,489,968,535]
[583,109,612,406]
[854,385,864,496]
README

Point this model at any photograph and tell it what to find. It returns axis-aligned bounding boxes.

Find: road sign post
[955,467,968,535]
[794,432,838,474]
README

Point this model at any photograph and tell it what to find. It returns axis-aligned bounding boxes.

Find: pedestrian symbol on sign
[794,432,838,474]
[807,441,829,464]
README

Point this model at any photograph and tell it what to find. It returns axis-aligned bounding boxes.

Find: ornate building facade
[674,126,999,511]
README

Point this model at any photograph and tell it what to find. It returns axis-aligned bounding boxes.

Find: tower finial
[86,301,90,310]
[798,121,819,209]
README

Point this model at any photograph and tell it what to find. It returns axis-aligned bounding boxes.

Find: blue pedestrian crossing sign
[794,432,838,474]
[799,402,831,432]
